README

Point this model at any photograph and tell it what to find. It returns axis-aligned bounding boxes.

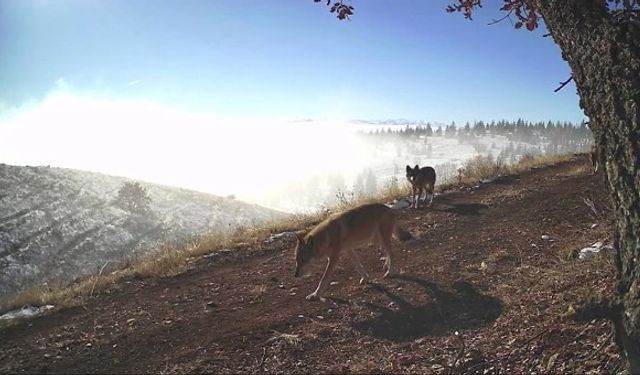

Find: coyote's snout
[294,203,411,301]
[406,164,436,208]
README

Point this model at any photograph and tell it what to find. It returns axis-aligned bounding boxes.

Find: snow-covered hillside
[0,164,284,299]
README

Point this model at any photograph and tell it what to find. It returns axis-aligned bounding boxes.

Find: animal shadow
[432,195,488,216]
[351,275,502,342]
[491,175,520,185]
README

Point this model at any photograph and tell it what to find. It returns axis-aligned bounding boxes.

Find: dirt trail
[0,155,620,373]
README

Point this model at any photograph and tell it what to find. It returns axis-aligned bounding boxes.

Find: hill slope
[0,164,284,298]
[0,155,620,373]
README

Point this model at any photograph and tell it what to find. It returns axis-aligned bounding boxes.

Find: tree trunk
[538,0,640,371]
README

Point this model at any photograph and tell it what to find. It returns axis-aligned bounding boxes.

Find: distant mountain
[0,164,285,299]
[350,119,450,128]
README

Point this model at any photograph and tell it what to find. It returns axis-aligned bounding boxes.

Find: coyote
[406,164,436,208]
[590,145,599,174]
[294,203,411,301]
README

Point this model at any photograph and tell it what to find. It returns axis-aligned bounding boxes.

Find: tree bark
[538,0,640,371]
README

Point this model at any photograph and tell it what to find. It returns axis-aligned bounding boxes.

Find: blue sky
[0,0,584,123]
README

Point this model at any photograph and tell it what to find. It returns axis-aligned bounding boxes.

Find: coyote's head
[294,233,314,277]
[406,164,420,183]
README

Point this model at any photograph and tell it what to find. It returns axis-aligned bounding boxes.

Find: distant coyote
[294,203,411,301]
[406,164,436,208]
[590,145,599,174]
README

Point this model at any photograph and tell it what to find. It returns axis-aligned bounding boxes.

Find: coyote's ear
[414,164,419,170]
[406,165,412,172]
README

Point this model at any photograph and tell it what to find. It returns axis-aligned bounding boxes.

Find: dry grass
[0,287,58,310]
[439,153,576,190]
[0,271,128,322]
[250,284,268,296]
[266,331,302,347]
[378,176,412,203]
[348,354,385,373]
[0,210,331,314]
[0,152,585,316]
[331,177,411,212]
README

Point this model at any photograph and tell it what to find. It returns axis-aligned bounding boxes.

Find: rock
[389,199,411,210]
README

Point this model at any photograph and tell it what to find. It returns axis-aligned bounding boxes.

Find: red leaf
[526,20,537,30]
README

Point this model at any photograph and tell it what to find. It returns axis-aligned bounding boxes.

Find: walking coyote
[294,203,411,301]
[406,164,436,208]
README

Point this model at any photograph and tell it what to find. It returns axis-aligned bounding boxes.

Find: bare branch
[554,76,574,92]
[258,347,267,371]
[488,9,513,25]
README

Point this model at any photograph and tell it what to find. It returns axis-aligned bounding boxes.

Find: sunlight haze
[0,86,369,202]
[0,0,587,211]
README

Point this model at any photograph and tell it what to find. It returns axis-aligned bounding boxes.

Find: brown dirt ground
[0,154,621,374]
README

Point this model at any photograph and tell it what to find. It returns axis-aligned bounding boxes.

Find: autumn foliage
[318,1,638,27]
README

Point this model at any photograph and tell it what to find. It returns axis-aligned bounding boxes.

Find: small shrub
[378,176,410,202]
[115,181,152,213]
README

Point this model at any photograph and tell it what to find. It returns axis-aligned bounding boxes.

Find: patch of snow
[264,231,296,244]
[578,241,613,260]
[0,304,54,320]
[0,164,286,299]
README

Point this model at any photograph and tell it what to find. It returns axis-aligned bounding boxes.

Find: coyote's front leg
[348,249,370,285]
[306,254,339,301]
[411,186,419,209]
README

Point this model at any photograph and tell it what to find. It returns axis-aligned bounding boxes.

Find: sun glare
[0,91,369,210]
